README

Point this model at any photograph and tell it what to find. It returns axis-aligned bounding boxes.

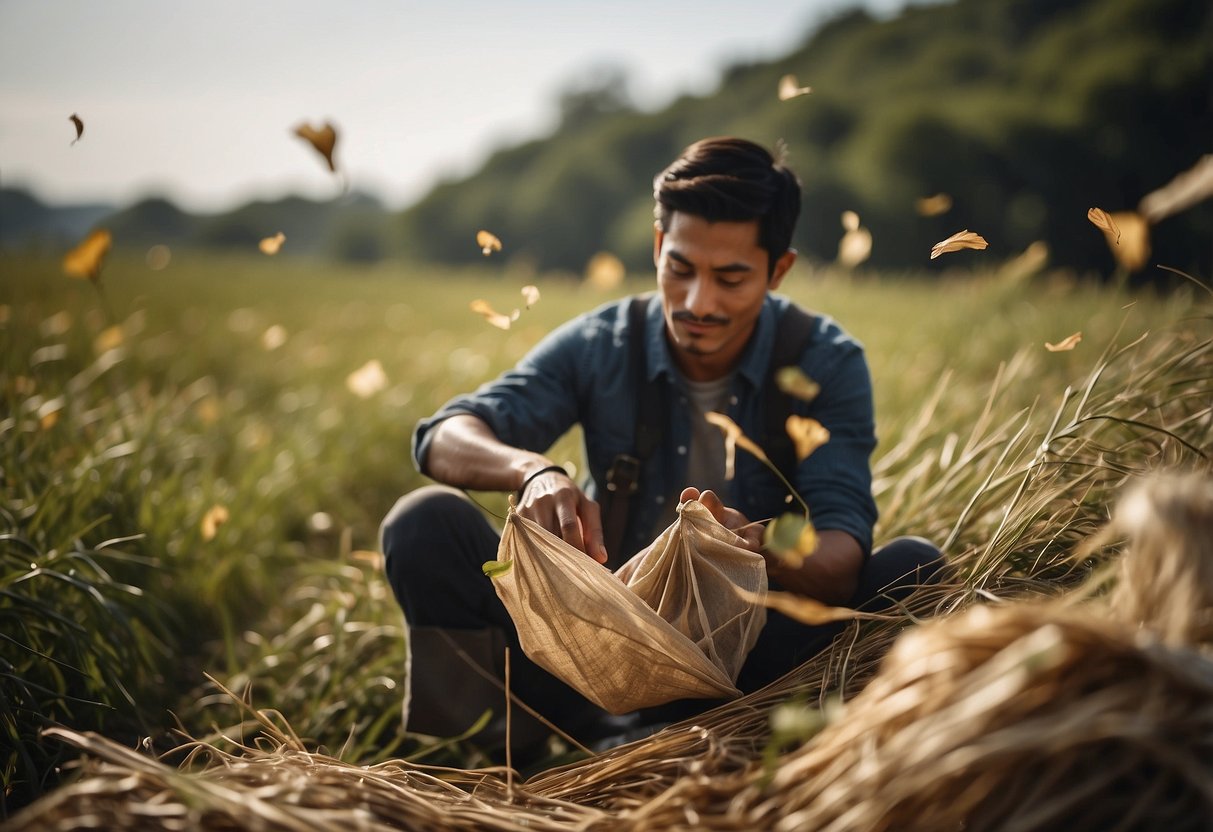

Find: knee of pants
[379,484,479,563]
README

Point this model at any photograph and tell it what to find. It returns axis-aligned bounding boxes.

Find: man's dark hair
[653,137,801,274]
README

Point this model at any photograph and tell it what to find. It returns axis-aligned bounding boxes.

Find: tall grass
[0,248,1207,815]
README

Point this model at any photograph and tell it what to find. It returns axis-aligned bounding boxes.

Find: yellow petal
[778,74,812,101]
[346,359,387,398]
[469,298,513,330]
[915,193,952,216]
[584,251,625,291]
[786,415,830,461]
[1106,212,1150,271]
[775,367,820,402]
[1087,207,1120,244]
[63,229,112,282]
[201,504,230,541]
[930,229,988,259]
[293,121,338,172]
[521,285,540,308]
[259,232,286,255]
[476,229,502,256]
[1044,332,1082,352]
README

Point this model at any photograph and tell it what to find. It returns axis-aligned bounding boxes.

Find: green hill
[396,0,1212,277]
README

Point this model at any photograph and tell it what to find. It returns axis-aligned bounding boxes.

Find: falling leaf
[762,513,818,568]
[476,230,502,256]
[93,325,125,354]
[915,193,952,216]
[259,232,286,255]
[1139,154,1213,223]
[736,586,882,626]
[705,412,769,480]
[346,359,387,398]
[1045,332,1082,352]
[775,367,820,402]
[786,416,830,462]
[585,251,626,291]
[261,324,288,351]
[293,121,338,172]
[521,285,540,308]
[1087,208,1120,244]
[145,244,172,271]
[930,229,988,260]
[68,113,83,145]
[201,505,230,541]
[778,74,813,101]
[63,229,112,282]
[837,211,871,268]
[482,560,513,579]
[469,298,514,330]
[1105,211,1150,271]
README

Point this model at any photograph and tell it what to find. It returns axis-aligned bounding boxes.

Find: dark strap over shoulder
[764,304,817,484]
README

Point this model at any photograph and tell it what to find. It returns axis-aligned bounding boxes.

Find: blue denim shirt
[413,293,878,559]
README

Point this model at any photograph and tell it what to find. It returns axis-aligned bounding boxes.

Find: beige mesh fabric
[492,500,768,714]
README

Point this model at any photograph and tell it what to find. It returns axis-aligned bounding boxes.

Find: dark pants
[381,486,942,736]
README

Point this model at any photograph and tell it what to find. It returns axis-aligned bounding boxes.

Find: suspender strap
[763,304,817,485]
[602,294,663,566]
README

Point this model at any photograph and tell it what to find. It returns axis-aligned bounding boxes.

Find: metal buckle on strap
[606,454,641,494]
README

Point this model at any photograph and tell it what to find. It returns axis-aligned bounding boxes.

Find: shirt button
[677,445,687,455]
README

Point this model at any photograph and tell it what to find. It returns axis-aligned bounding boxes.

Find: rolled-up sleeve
[412,316,591,476]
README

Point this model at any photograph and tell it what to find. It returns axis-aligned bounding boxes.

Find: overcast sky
[0,0,933,212]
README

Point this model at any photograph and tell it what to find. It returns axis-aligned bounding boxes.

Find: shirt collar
[644,293,778,388]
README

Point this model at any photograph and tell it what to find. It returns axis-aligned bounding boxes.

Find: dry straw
[8,330,1212,830]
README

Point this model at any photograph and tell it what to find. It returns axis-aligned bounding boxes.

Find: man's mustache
[672,310,730,326]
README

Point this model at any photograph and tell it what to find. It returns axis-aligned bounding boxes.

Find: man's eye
[719,277,743,288]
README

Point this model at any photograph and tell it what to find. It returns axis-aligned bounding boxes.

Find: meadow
[1,247,1209,819]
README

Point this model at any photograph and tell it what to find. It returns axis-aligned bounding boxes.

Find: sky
[0,0,931,213]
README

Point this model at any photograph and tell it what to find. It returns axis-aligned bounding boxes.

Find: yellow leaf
[930,229,988,260]
[521,284,540,308]
[476,229,502,256]
[469,298,513,330]
[778,74,812,101]
[1044,332,1082,352]
[63,229,112,282]
[69,113,83,145]
[915,193,952,216]
[259,232,286,255]
[584,251,625,291]
[93,325,125,354]
[482,560,513,579]
[1087,207,1120,244]
[775,366,820,402]
[40,410,60,430]
[201,504,230,541]
[293,121,338,172]
[346,359,387,398]
[786,416,830,462]
[736,586,882,626]
[762,513,818,568]
[1106,211,1150,271]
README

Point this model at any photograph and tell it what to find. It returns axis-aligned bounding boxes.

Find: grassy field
[1,247,1209,815]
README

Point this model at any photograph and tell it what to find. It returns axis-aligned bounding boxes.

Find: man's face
[655,211,795,381]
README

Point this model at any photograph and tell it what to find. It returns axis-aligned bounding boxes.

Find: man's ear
[653,222,664,269]
[768,248,797,291]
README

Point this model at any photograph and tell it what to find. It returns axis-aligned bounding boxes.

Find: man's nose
[686,276,716,318]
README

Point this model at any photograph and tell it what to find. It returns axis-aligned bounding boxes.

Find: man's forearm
[424,414,553,493]
[767,529,863,606]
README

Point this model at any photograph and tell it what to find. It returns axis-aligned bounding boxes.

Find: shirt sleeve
[797,334,878,556]
[412,314,594,475]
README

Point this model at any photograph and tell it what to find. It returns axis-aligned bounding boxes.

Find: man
[381,137,940,749]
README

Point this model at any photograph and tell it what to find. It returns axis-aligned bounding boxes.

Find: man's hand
[679,486,764,554]
[520,468,608,564]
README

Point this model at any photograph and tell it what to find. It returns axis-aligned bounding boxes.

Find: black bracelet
[517,464,569,500]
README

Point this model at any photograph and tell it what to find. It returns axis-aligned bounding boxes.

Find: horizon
[0,0,935,215]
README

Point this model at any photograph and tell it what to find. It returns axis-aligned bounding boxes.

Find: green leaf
[481,560,512,579]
